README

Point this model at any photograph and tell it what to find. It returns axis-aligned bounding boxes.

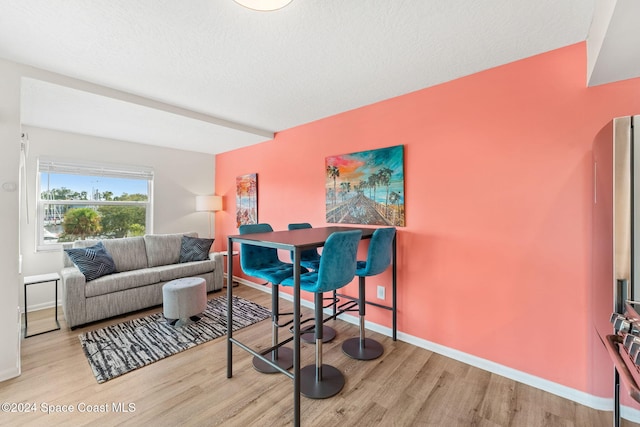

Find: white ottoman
[163,277,207,327]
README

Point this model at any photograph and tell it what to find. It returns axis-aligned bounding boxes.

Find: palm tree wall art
[325,145,405,226]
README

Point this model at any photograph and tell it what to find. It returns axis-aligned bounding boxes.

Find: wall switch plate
[377,285,385,300]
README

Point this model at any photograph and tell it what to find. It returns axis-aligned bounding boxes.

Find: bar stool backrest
[357,227,396,277]
[287,222,322,269]
[312,230,362,293]
[239,223,280,270]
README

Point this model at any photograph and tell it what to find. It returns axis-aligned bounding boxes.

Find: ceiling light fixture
[233,0,293,11]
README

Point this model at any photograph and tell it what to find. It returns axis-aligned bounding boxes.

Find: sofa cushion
[101,236,148,272]
[144,232,197,267]
[153,260,215,282]
[85,268,161,298]
[64,242,117,282]
[179,236,214,262]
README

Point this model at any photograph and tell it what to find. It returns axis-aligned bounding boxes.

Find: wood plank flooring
[0,284,636,426]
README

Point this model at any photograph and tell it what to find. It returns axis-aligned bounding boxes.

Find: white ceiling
[0,0,635,155]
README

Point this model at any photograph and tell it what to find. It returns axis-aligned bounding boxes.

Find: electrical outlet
[377,285,385,300]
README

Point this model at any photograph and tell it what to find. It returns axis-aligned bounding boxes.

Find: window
[37,157,154,250]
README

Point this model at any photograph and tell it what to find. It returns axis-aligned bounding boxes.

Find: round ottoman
[162,277,207,327]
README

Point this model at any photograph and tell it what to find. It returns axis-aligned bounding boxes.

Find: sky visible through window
[41,173,148,198]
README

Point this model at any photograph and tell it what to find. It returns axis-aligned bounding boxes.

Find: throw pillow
[179,235,214,263]
[65,241,117,281]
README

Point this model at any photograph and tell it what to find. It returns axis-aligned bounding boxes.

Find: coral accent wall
[215,42,640,398]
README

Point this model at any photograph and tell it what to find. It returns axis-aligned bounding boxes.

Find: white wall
[0,59,24,381]
[20,126,216,312]
[0,58,217,382]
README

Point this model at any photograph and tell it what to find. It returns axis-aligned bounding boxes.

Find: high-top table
[226,226,397,426]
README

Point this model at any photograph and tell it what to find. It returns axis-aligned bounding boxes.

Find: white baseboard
[622,406,640,424]
[234,276,640,423]
[23,300,60,314]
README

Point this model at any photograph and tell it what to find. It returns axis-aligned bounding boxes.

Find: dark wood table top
[228,226,375,250]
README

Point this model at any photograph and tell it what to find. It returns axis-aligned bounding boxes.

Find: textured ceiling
[0,0,602,154]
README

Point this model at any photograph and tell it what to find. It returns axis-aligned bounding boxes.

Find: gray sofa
[60,232,223,328]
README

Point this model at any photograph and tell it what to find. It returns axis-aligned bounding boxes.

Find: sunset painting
[236,173,257,227]
[325,145,405,226]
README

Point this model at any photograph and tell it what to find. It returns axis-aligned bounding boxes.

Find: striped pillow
[179,236,214,263]
[64,241,117,281]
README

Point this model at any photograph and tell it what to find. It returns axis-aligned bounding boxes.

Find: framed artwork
[326,145,405,226]
[236,173,258,227]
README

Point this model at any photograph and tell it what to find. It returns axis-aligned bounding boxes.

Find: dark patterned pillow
[64,241,117,281]
[179,235,214,263]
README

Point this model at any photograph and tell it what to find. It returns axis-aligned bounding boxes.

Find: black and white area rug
[79,295,270,383]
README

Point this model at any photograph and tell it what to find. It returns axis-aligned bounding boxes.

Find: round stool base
[300,364,345,399]
[301,325,336,344]
[252,346,294,374]
[167,316,201,328]
[342,337,384,360]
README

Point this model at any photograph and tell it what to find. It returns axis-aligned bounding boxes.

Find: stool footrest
[275,313,303,328]
[336,299,358,314]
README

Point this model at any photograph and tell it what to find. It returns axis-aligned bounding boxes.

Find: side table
[24,273,61,338]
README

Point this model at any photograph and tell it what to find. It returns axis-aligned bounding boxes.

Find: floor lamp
[195,195,222,238]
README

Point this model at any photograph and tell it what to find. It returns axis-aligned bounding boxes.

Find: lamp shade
[196,195,222,212]
[233,0,292,11]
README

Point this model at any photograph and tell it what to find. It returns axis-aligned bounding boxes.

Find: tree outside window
[37,158,153,250]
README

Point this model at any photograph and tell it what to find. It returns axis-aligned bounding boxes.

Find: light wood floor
[1,284,636,426]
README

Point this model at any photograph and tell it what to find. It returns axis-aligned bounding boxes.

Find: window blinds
[38,157,154,180]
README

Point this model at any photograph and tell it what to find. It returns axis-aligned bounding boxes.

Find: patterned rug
[79,295,270,383]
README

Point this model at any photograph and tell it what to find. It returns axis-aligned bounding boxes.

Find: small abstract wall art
[326,145,405,226]
[236,173,258,227]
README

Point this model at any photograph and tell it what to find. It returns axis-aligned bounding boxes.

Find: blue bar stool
[342,227,396,361]
[288,222,336,344]
[282,229,362,399]
[239,223,305,374]
[287,223,321,270]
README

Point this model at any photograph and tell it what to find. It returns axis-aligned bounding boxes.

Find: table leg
[54,280,60,328]
[227,239,234,379]
[24,281,28,338]
[293,248,301,427]
[392,234,397,341]
[614,367,620,427]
